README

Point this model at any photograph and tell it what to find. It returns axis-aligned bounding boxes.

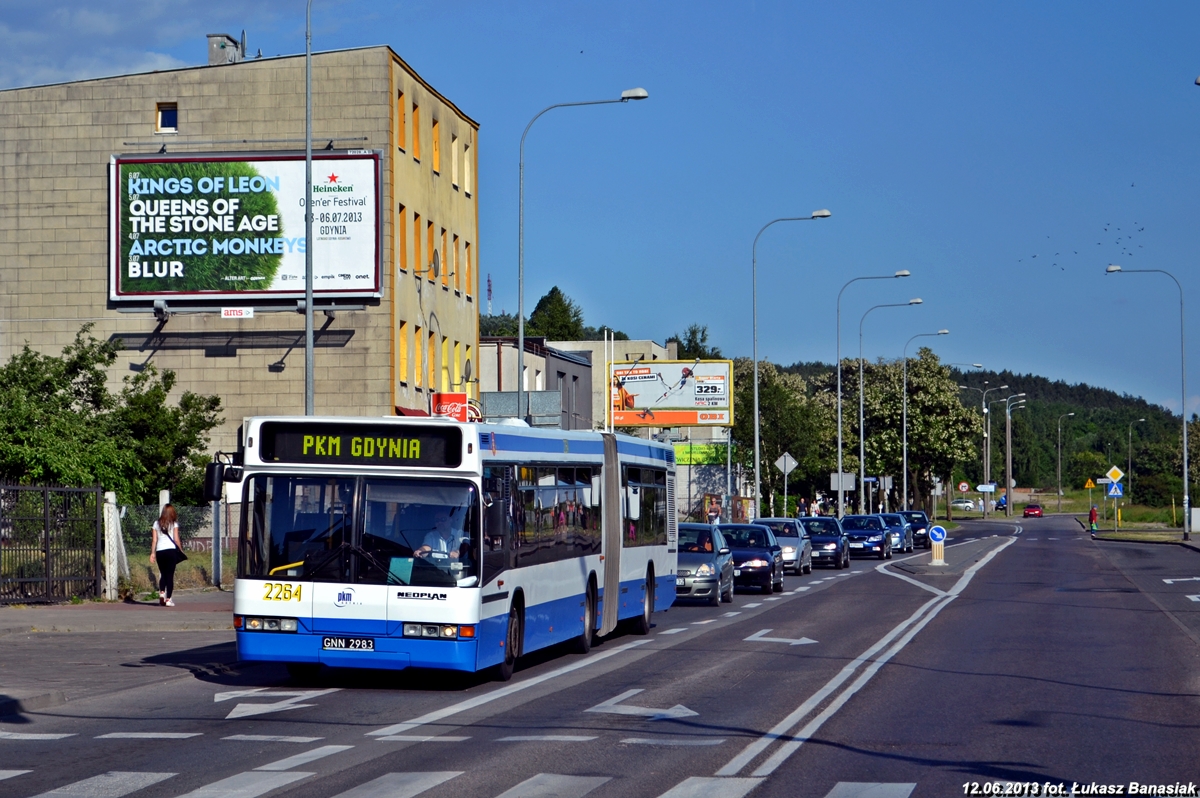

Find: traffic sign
[1096,477,1111,485]
[977,484,996,493]
[929,525,947,543]
[774,452,798,476]
[1084,478,1095,489]
[1107,466,1125,483]
[958,482,969,493]
[1107,482,1124,498]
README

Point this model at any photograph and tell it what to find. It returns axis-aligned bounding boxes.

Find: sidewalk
[0,587,233,636]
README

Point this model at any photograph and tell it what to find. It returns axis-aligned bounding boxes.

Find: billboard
[109,152,381,301]
[610,359,734,427]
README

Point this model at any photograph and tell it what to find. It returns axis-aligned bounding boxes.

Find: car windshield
[758,521,799,538]
[679,525,717,553]
[881,515,903,526]
[719,526,772,548]
[1027,505,1041,510]
[842,516,884,531]
[800,518,841,536]
[900,512,927,525]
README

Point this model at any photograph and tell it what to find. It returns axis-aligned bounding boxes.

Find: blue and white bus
[228,416,677,680]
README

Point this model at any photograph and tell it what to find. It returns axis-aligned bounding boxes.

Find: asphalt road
[2,517,1198,798]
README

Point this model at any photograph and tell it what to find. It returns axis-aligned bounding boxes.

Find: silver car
[756,518,813,575]
[676,523,734,605]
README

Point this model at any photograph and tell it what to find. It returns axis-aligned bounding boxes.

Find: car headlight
[822,543,837,551]
[781,546,795,554]
[741,559,770,568]
[694,563,715,577]
[868,535,883,542]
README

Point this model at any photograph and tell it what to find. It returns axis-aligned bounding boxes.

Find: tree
[668,324,722,361]
[527,286,585,340]
[479,312,520,337]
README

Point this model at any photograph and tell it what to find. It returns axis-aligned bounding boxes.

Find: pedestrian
[1089,504,1098,537]
[150,504,185,607]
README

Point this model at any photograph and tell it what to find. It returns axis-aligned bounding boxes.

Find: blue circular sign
[928,525,947,543]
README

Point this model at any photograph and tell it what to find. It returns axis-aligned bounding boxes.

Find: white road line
[851,570,863,574]
[661,627,688,634]
[221,735,324,743]
[1026,538,1038,540]
[0,732,76,740]
[743,603,762,608]
[1048,537,1059,540]
[374,735,470,742]
[764,597,781,602]
[367,639,650,737]
[0,771,30,781]
[96,733,203,739]
[494,774,610,798]
[722,611,742,617]
[328,772,462,798]
[621,737,726,746]
[825,782,917,798]
[254,744,353,771]
[655,776,763,798]
[794,586,811,591]
[496,735,597,742]
[692,619,716,625]
[28,771,175,797]
[172,771,312,798]
[876,562,946,597]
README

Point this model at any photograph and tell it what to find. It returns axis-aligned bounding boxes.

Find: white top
[154,521,180,552]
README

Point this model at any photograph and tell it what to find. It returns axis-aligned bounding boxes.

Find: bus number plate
[322,636,374,651]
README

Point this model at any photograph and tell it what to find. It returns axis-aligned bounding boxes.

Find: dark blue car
[841,515,892,559]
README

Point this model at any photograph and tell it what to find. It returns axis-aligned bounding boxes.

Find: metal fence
[120,504,212,555]
[0,485,103,603]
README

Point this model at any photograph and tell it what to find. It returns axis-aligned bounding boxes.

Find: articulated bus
[226,416,677,680]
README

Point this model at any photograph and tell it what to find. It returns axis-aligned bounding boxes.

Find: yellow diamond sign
[1106,466,1125,483]
[1084,478,1095,489]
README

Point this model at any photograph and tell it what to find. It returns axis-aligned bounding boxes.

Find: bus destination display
[259,422,462,468]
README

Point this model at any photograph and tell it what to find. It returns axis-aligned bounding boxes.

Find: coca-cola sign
[431,392,468,422]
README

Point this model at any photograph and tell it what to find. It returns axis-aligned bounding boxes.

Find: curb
[0,691,67,718]
[0,621,234,637]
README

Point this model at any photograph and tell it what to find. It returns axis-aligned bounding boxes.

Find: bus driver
[417,511,465,559]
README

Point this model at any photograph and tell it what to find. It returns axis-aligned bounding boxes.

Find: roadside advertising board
[610,360,734,427]
[431,392,468,422]
[109,151,381,301]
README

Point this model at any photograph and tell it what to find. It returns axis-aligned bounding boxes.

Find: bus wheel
[631,571,654,635]
[496,601,523,682]
[575,579,597,654]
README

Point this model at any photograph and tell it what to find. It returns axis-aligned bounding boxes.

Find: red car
[1023,504,1043,518]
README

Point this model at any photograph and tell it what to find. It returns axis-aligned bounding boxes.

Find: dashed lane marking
[722,611,741,617]
[222,735,324,743]
[0,771,30,781]
[172,771,312,798]
[496,735,596,742]
[494,773,610,798]
[0,732,75,740]
[328,772,462,798]
[743,603,762,608]
[692,619,716,625]
[96,733,202,739]
[764,597,782,602]
[621,737,726,746]
[661,627,688,634]
[654,777,763,798]
[254,745,353,772]
[27,771,175,798]
[374,735,470,742]
[824,783,917,798]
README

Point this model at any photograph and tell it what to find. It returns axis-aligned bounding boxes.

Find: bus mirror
[203,463,224,502]
[223,466,244,483]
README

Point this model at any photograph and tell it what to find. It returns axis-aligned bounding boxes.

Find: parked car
[676,523,735,605]
[755,518,813,575]
[1023,504,1044,518]
[800,516,850,569]
[840,515,893,559]
[718,523,785,593]
[880,513,914,553]
[899,510,931,549]
[950,498,975,512]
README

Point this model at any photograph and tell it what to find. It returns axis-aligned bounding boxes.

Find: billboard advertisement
[109,152,381,301]
[610,359,734,427]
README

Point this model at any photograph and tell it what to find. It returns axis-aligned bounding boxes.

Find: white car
[950,498,975,511]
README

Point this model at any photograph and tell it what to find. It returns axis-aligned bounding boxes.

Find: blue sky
[5,1,1200,412]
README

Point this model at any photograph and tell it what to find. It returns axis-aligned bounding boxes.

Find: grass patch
[1094,530,1184,544]
[123,551,237,595]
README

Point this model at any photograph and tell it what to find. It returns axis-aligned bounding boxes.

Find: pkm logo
[334,588,358,607]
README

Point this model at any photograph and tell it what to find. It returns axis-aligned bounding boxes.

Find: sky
[4,1,1200,413]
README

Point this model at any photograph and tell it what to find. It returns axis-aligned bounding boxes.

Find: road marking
[375,735,470,742]
[1026,538,1038,540]
[877,562,945,598]
[216,688,341,720]
[744,629,818,646]
[585,689,697,721]
[661,627,688,634]
[655,776,763,798]
[1163,577,1200,584]
[367,639,651,737]
[173,771,312,798]
[494,774,610,798]
[222,735,324,743]
[622,737,725,746]
[1049,537,1059,540]
[692,619,716,625]
[722,611,742,617]
[1187,595,1200,603]
[825,783,917,798]
[0,732,76,740]
[743,603,762,608]
[96,732,203,739]
[28,771,174,797]
[254,744,353,771]
[496,735,597,742]
[794,586,811,591]
[328,772,462,798]
[851,570,863,574]
[0,771,30,781]
[764,597,782,602]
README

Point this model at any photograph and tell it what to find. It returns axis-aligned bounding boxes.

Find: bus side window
[482,465,514,585]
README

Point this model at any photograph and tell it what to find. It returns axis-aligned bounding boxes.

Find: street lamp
[1005,393,1027,517]
[858,298,923,512]
[1105,264,1189,539]
[903,329,949,510]
[751,210,831,518]
[836,270,912,516]
[976,385,1010,517]
[1057,412,1074,513]
[517,88,648,422]
[1129,417,1146,502]
[304,0,315,415]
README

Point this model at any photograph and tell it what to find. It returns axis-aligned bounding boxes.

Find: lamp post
[1129,417,1146,502]
[1057,412,1075,513]
[517,88,648,421]
[1005,393,1027,517]
[751,210,831,518]
[1105,264,1189,539]
[858,298,923,512]
[903,329,949,510]
[303,0,315,415]
[980,385,1010,516]
[836,270,912,516]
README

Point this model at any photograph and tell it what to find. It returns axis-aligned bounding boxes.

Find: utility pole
[1005,394,1026,517]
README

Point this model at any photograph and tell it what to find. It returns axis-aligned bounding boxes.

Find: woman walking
[150,504,184,607]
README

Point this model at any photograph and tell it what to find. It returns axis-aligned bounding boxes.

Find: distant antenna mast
[487,274,493,315]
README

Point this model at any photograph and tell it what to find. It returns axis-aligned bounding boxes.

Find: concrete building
[549,339,677,431]
[0,39,480,453]
[477,337,593,430]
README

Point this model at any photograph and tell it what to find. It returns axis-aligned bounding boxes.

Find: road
[2,516,1198,798]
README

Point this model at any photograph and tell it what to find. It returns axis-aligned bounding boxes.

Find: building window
[465,344,473,398]
[412,212,421,279]
[397,204,407,273]
[440,228,449,289]
[398,321,409,386]
[412,104,420,161]
[441,337,450,392]
[414,325,423,388]
[453,340,462,388]
[156,103,178,133]
[463,143,472,196]
[452,234,460,293]
[396,91,406,152]
[427,331,437,390]
[465,241,473,299]
[426,221,435,281]
[451,135,459,188]
[431,119,441,173]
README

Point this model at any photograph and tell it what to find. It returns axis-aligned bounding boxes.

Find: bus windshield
[240,474,479,587]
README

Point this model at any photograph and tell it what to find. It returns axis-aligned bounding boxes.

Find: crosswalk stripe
[29,771,174,797]
[0,770,31,781]
[494,774,610,798]
[328,772,462,798]
[824,782,917,798]
[171,771,312,798]
[375,735,470,742]
[655,776,763,798]
[0,732,76,740]
[221,735,323,743]
[96,733,203,739]
[254,744,352,771]
[496,735,597,742]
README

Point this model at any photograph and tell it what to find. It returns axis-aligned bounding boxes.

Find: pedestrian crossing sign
[1107,481,1123,498]
[1084,478,1095,489]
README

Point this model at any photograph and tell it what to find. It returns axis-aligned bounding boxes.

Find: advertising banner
[109,152,381,301]
[610,359,734,427]
[431,392,469,422]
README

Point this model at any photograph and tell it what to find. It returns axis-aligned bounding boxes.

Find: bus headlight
[246,617,264,630]
[402,623,470,640]
[280,618,298,632]
[242,616,297,632]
